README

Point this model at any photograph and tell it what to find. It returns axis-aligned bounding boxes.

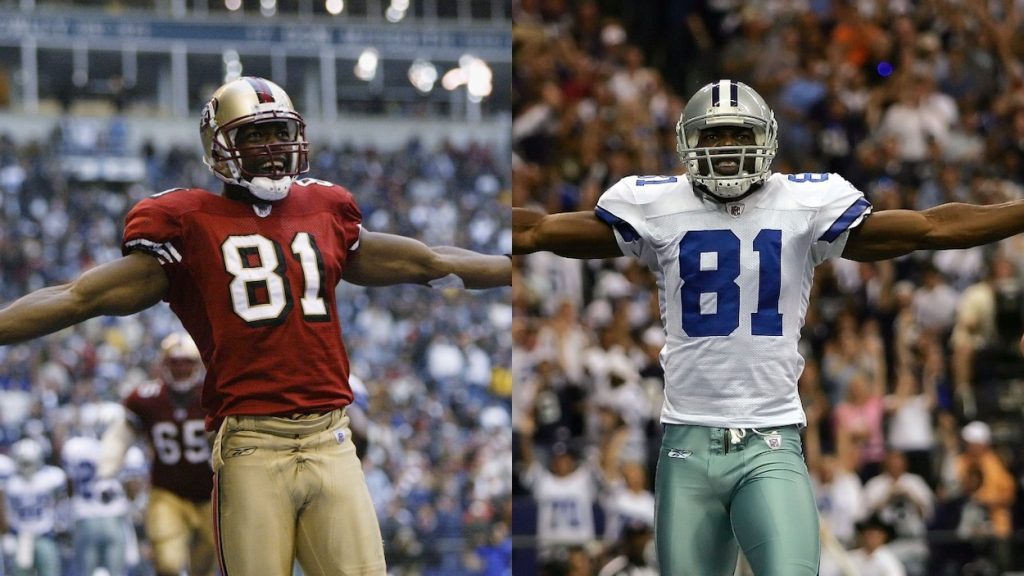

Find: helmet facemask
[676,80,778,201]
[163,355,204,393]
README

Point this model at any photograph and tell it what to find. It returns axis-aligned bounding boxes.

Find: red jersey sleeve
[328,184,362,253]
[123,388,143,424]
[122,194,185,266]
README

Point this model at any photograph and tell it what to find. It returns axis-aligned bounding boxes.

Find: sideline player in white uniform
[4,439,67,576]
[63,427,132,576]
[513,79,1024,575]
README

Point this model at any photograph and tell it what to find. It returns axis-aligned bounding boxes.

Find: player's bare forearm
[512,208,622,258]
[431,246,511,288]
[0,252,167,345]
[345,230,509,288]
[843,200,1024,261]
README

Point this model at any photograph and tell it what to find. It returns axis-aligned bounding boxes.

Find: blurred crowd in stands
[513,1,1024,575]
[0,123,512,575]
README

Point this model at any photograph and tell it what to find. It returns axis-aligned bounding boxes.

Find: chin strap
[694,179,765,204]
[243,175,293,201]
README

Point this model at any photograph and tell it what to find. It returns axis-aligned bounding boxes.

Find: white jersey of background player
[4,438,67,576]
[63,436,132,520]
[524,445,598,552]
[63,402,133,576]
[5,439,67,536]
[596,170,869,429]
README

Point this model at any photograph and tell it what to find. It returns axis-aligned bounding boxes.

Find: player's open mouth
[713,159,740,175]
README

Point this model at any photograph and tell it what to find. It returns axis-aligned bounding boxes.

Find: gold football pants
[211,408,386,575]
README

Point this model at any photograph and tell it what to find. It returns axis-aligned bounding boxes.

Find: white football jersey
[5,466,67,535]
[596,173,871,427]
[529,464,597,547]
[62,436,130,519]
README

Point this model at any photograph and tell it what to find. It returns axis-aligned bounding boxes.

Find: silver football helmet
[12,437,44,478]
[676,79,778,200]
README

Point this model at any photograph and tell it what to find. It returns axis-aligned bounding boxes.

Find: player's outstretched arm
[343,230,510,289]
[0,252,168,345]
[513,207,622,259]
[97,416,137,479]
[843,200,1024,262]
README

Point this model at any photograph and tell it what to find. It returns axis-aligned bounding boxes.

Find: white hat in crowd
[961,421,992,446]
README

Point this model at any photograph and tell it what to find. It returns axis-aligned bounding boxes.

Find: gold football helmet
[159,332,205,393]
[200,76,309,201]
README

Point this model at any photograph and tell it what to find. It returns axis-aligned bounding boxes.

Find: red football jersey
[125,381,213,502]
[122,179,360,430]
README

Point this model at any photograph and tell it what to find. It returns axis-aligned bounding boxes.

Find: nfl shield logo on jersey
[727,203,745,217]
[764,432,782,450]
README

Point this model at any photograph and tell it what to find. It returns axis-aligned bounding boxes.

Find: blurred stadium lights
[260,0,276,17]
[325,0,344,15]
[408,58,437,93]
[354,48,379,82]
[440,54,492,122]
[464,56,493,102]
[223,49,243,83]
[442,54,493,101]
[0,0,511,142]
[386,0,409,22]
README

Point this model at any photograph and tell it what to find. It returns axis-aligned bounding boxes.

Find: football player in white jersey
[64,404,133,576]
[513,79,1024,575]
[4,438,67,576]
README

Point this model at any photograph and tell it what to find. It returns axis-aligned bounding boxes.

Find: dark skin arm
[343,229,510,288]
[0,251,168,345]
[843,200,1024,261]
[514,200,1024,261]
[512,207,623,258]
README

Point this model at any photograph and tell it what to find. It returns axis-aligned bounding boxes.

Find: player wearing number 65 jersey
[100,332,215,576]
[513,79,1024,576]
[0,76,510,575]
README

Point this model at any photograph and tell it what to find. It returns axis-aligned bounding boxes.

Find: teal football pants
[655,424,819,576]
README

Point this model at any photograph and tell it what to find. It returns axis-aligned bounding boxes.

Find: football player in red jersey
[0,76,510,575]
[99,332,215,576]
